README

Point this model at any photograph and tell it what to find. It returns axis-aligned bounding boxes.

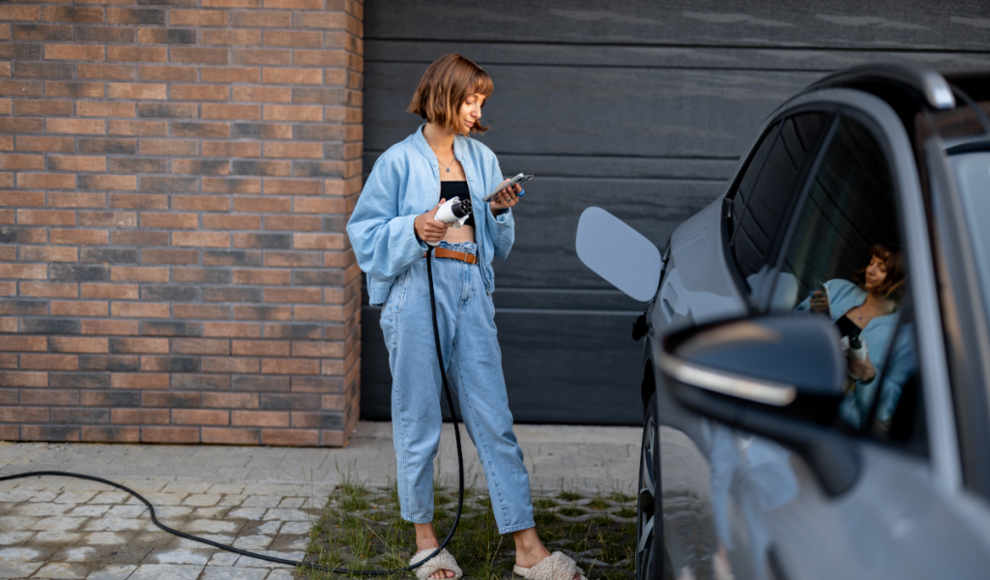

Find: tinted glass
[771,115,922,448]
[730,113,830,289]
[950,151,990,334]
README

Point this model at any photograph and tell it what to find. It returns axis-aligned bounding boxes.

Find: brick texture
[0,0,363,447]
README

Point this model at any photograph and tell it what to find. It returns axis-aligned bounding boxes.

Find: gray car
[576,65,990,580]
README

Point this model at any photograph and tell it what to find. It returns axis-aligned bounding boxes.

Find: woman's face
[458,92,486,134]
[864,254,889,292]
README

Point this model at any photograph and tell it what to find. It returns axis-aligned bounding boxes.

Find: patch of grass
[303,481,636,580]
[611,492,634,504]
[616,508,636,519]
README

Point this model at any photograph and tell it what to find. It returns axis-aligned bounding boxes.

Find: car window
[768,114,924,452]
[729,113,831,299]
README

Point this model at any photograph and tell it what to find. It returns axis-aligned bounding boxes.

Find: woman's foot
[512,528,582,580]
[414,523,458,579]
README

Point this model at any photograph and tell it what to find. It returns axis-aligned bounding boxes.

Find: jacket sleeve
[346,160,428,281]
[485,155,515,260]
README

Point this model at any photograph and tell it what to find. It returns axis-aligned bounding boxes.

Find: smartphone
[815,280,831,316]
[483,173,534,202]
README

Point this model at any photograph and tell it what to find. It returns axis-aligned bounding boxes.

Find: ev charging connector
[427,196,472,246]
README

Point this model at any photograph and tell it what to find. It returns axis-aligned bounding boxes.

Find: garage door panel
[366,0,988,51]
[360,305,644,424]
[365,62,815,158]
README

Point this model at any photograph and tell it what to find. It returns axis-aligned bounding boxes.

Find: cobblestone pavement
[0,421,641,579]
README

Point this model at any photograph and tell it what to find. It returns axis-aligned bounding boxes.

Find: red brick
[263,68,322,85]
[139,139,198,156]
[292,341,343,358]
[109,120,167,136]
[49,156,107,173]
[264,179,320,195]
[140,213,199,229]
[264,216,321,232]
[202,103,261,121]
[201,427,259,445]
[294,233,345,250]
[17,136,73,153]
[51,300,108,317]
[79,175,137,191]
[113,408,169,424]
[0,336,47,352]
[141,248,199,264]
[294,305,344,321]
[203,177,260,193]
[202,392,258,408]
[230,197,289,214]
[47,192,105,209]
[264,105,322,122]
[264,288,322,304]
[77,64,137,81]
[172,338,229,355]
[231,340,289,357]
[111,231,167,246]
[82,426,141,442]
[108,46,168,63]
[78,101,135,118]
[171,158,230,175]
[79,211,138,227]
[142,426,200,443]
[230,9,291,28]
[261,358,319,375]
[22,425,80,442]
[232,86,291,103]
[263,30,322,48]
[264,142,323,159]
[171,84,229,101]
[202,216,261,232]
[201,66,259,83]
[0,263,46,279]
[172,231,229,248]
[263,251,321,268]
[231,410,288,427]
[81,284,140,301]
[111,373,169,389]
[0,407,47,424]
[174,304,230,319]
[201,356,260,374]
[294,197,345,214]
[203,322,261,338]
[20,282,78,298]
[266,0,323,8]
[111,267,169,283]
[107,82,167,100]
[46,81,104,99]
[45,44,104,61]
[138,65,198,82]
[0,372,47,387]
[14,100,73,117]
[171,47,229,65]
[170,9,229,26]
[47,118,106,135]
[111,302,169,318]
[0,281,13,295]
[321,394,345,410]
[202,141,260,158]
[19,244,77,261]
[171,195,229,212]
[0,319,17,333]
[110,193,168,210]
[15,174,74,190]
[232,269,290,285]
[172,409,229,426]
[261,428,318,446]
[0,6,41,21]
[51,229,108,245]
[202,29,260,45]
[232,49,290,66]
[21,354,78,371]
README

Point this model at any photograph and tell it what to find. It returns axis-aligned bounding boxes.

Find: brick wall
[0,0,364,446]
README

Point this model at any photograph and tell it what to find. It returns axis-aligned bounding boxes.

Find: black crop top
[440,181,474,229]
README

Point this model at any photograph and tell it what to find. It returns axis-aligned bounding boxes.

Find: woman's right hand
[809,290,830,313]
[414,199,449,244]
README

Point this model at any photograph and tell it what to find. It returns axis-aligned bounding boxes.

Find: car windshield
[949,150,990,327]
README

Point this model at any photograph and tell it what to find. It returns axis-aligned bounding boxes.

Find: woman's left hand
[490,184,522,214]
[848,354,876,383]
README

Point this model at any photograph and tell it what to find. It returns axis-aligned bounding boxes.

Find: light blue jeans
[379,241,535,535]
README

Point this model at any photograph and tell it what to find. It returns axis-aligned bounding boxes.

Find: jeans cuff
[401,513,434,525]
[497,521,536,535]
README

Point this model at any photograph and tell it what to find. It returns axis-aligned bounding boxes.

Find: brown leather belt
[425,247,478,265]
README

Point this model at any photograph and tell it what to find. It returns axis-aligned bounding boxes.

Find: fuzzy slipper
[513,552,586,580]
[410,547,463,580]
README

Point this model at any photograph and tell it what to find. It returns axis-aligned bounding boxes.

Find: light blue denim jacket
[796,278,916,426]
[346,126,514,306]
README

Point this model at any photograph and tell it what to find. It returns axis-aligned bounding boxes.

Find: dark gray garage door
[359,0,990,425]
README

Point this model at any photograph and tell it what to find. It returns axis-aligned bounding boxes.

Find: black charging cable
[0,247,467,576]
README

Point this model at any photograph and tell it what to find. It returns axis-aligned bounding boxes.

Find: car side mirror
[661,314,861,496]
[575,207,663,302]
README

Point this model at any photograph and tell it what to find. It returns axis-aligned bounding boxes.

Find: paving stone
[105,505,148,519]
[161,482,214,494]
[267,569,295,580]
[234,549,302,566]
[60,546,97,562]
[0,546,43,561]
[12,502,72,517]
[201,566,271,580]
[191,507,230,519]
[181,494,222,507]
[89,492,129,505]
[0,562,42,579]
[255,521,281,535]
[277,521,311,535]
[32,562,90,579]
[185,519,240,534]
[241,496,281,508]
[231,534,272,550]
[29,516,88,532]
[128,563,204,580]
[225,507,266,520]
[0,531,34,545]
[131,492,188,507]
[54,491,100,504]
[206,552,239,566]
[261,508,310,521]
[217,495,246,507]
[207,483,245,495]
[83,518,145,532]
[67,505,113,517]
[153,506,193,519]
[81,532,133,546]
[33,530,82,543]
[149,548,212,565]
[171,534,234,550]
[85,564,138,580]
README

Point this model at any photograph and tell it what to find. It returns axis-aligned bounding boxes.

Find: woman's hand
[848,354,876,383]
[489,183,522,215]
[809,289,830,313]
[414,199,450,244]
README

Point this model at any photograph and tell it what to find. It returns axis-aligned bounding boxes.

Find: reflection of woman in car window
[795,244,914,429]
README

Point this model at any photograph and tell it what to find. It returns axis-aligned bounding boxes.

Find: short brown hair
[407,54,493,134]
[856,243,906,300]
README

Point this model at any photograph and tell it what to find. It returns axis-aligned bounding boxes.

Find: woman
[797,244,914,429]
[346,55,583,580]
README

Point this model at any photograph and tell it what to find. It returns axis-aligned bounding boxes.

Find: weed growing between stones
[301,476,636,580]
